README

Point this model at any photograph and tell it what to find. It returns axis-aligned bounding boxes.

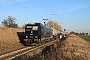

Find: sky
[0,0,90,32]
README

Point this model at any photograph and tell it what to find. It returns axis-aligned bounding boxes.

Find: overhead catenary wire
[31,0,51,14]
[25,0,46,17]
[29,0,57,21]
[22,0,56,17]
[11,0,44,18]
[40,0,55,13]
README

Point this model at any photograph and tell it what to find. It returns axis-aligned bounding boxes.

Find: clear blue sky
[0,0,90,32]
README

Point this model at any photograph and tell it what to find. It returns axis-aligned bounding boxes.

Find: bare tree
[47,20,62,30]
[21,24,26,29]
[1,16,18,28]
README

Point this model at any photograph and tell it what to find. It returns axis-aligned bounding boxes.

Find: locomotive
[24,23,53,45]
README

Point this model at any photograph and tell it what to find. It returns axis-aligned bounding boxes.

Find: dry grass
[0,27,25,54]
[58,34,90,60]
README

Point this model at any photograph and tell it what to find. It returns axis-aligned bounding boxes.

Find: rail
[0,39,59,60]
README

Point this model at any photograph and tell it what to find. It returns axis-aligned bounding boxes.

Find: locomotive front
[24,23,41,45]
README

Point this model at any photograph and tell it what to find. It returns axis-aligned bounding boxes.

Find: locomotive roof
[26,23,41,25]
[26,23,51,28]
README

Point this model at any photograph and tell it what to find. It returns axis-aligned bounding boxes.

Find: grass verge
[77,35,90,42]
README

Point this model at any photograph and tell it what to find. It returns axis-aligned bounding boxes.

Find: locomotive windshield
[32,26,38,30]
[26,26,32,28]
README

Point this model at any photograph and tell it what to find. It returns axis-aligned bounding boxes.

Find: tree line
[1,16,62,30]
[1,16,25,28]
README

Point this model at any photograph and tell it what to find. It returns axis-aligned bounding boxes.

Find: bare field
[0,27,25,54]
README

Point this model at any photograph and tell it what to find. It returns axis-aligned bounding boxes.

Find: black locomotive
[24,23,53,45]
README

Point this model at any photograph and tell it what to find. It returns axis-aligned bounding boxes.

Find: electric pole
[43,19,49,26]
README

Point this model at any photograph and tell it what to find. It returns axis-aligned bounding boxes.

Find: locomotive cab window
[26,26,32,28]
[32,26,38,30]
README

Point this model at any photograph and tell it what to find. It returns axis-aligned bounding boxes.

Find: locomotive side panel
[41,26,53,37]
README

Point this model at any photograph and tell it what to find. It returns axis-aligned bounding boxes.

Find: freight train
[24,23,53,45]
[23,23,67,45]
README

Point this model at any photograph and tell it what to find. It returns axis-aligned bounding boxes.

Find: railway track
[0,39,59,60]
[0,46,33,60]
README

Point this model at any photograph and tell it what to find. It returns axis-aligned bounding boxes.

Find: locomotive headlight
[26,36,28,38]
[35,36,38,38]
[31,31,33,33]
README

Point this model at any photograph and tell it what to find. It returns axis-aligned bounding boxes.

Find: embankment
[0,27,25,54]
